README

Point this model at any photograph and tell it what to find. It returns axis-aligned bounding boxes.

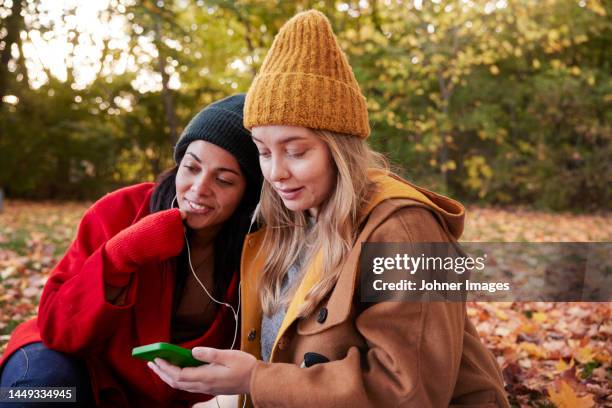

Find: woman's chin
[280,199,307,213]
[185,216,213,231]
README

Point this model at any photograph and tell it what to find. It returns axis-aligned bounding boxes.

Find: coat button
[277,335,290,350]
[247,329,256,342]
[317,307,328,324]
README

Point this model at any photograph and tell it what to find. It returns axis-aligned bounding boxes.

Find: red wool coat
[0,183,238,407]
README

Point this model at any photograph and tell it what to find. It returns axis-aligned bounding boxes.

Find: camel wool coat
[238,171,510,407]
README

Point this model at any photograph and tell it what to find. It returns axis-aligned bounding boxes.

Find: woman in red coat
[0,94,262,407]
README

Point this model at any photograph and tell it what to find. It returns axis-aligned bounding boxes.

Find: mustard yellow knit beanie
[244,10,370,139]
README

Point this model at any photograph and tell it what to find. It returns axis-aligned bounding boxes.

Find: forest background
[0,0,609,209]
[0,0,610,407]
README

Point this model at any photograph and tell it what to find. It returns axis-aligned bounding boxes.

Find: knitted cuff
[103,209,184,284]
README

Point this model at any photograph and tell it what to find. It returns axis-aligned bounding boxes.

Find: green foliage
[0,0,609,210]
[580,361,601,379]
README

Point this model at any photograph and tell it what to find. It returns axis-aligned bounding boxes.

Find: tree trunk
[0,0,24,102]
[154,18,178,147]
[437,71,452,191]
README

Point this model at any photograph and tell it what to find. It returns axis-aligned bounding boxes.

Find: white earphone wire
[178,193,247,407]
[184,231,240,349]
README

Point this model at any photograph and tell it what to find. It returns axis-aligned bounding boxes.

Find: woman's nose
[269,157,289,182]
[190,173,213,196]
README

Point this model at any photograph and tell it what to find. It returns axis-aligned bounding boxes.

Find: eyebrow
[184,152,241,176]
[251,135,306,144]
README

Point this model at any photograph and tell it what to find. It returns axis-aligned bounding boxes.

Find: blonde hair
[257,130,388,317]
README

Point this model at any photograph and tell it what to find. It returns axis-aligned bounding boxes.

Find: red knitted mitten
[104,208,185,286]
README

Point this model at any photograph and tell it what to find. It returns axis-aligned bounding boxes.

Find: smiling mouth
[276,186,304,200]
[186,199,214,214]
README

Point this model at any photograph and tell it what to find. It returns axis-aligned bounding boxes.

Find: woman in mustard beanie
[149,10,510,407]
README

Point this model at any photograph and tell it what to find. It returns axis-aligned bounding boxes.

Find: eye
[216,178,234,186]
[258,150,271,159]
[287,150,305,158]
[183,165,198,173]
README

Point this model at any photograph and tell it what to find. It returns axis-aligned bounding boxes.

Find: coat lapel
[296,200,416,335]
[240,228,266,359]
[269,249,324,360]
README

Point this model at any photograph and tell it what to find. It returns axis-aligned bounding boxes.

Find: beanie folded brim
[244,72,370,139]
[173,94,262,185]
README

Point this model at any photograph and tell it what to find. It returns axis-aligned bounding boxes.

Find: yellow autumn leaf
[519,322,539,334]
[554,358,574,374]
[520,342,548,359]
[551,59,563,70]
[548,30,560,41]
[575,34,588,44]
[495,309,509,321]
[533,59,541,69]
[594,350,611,364]
[586,0,607,16]
[532,311,547,323]
[574,346,595,364]
[548,380,594,408]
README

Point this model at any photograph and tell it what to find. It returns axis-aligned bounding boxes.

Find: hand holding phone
[132,342,207,368]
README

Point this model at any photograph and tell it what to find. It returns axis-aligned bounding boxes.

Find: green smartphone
[132,342,206,368]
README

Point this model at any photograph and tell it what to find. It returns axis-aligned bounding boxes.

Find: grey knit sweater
[261,219,314,362]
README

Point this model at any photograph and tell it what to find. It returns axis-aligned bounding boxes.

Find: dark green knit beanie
[174,94,261,185]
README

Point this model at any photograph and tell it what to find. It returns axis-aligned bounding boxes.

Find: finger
[177,363,228,384]
[148,362,177,388]
[174,380,209,394]
[148,361,211,393]
[154,358,183,378]
[192,347,227,366]
[150,361,207,392]
[191,347,214,363]
[152,357,217,384]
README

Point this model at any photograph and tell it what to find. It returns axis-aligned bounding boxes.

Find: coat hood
[363,169,465,240]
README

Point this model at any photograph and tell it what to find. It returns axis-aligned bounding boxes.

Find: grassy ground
[0,200,610,406]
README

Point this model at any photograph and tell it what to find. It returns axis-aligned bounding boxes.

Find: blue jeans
[0,342,93,407]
